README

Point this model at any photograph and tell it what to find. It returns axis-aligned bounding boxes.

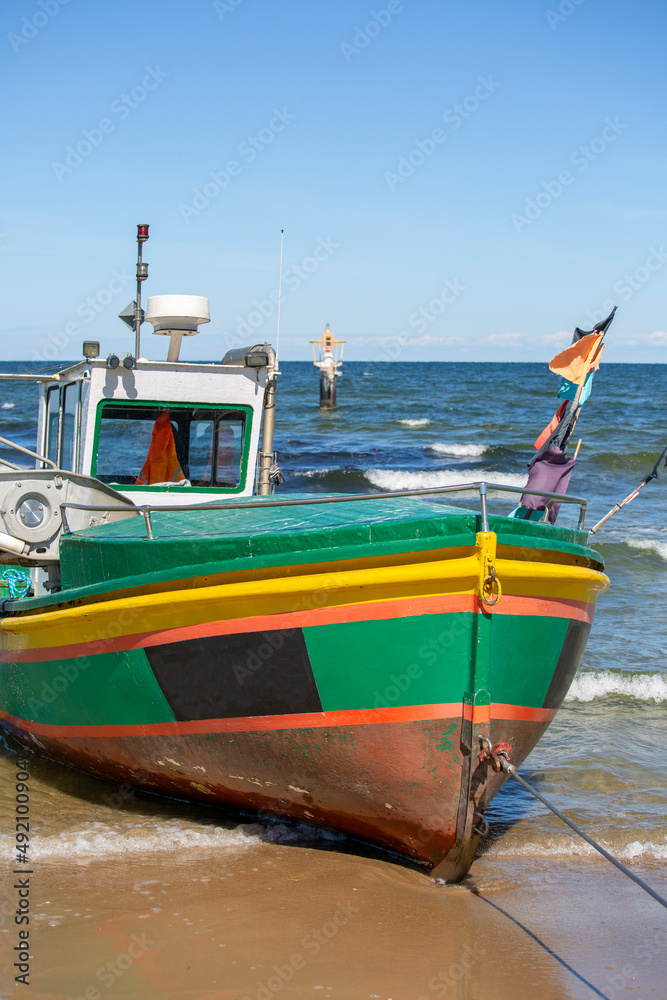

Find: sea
[0,360,665,999]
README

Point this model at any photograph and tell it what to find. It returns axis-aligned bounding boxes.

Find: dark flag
[571,306,617,344]
[649,446,667,481]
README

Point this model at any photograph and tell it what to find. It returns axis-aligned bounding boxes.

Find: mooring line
[499,758,667,911]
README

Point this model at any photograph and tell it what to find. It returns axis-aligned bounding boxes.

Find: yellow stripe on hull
[0,535,609,654]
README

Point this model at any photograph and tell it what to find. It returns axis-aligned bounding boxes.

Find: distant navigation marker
[310,323,345,409]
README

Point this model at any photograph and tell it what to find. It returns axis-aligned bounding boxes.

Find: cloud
[402,335,464,346]
[374,335,463,346]
[541,330,571,347]
[617,331,667,348]
[482,332,523,346]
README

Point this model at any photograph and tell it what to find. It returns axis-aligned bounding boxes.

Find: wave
[300,468,335,478]
[625,537,667,562]
[428,442,488,458]
[0,814,349,864]
[566,670,667,703]
[364,469,528,491]
[2,818,264,861]
[482,837,667,862]
[396,418,431,427]
[1,402,15,409]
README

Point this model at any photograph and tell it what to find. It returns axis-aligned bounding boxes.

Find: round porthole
[3,487,57,543]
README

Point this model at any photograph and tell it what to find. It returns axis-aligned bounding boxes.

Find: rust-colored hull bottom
[4,715,546,871]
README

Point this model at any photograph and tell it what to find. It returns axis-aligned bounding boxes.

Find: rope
[499,758,667,911]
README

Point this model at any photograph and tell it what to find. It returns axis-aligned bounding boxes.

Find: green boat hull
[0,497,608,877]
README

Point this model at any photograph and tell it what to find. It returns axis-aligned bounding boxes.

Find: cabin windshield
[93,403,248,489]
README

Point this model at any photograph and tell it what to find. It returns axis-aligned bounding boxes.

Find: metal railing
[0,435,57,470]
[59,481,588,541]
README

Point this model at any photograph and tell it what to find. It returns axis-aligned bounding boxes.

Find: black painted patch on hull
[542,619,591,709]
[145,629,322,721]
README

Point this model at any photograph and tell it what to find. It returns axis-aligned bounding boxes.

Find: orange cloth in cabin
[135,412,186,485]
[549,332,604,384]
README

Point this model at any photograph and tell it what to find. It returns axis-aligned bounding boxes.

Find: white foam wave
[1,402,15,409]
[566,670,667,703]
[397,418,431,427]
[428,442,488,458]
[625,537,667,562]
[301,468,335,478]
[365,469,527,491]
[485,837,667,861]
[0,819,263,861]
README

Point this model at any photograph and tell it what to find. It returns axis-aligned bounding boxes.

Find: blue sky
[1,0,666,363]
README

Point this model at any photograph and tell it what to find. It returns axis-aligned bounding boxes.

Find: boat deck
[1,493,604,612]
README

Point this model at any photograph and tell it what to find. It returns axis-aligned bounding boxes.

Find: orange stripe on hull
[0,702,555,739]
[0,593,593,663]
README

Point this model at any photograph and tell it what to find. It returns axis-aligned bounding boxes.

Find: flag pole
[589,446,667,534]
[561,339,605,451]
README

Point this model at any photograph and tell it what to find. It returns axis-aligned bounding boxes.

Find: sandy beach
[2,841,665,1000]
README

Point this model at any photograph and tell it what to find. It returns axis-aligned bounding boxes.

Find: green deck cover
[10,494,603,611]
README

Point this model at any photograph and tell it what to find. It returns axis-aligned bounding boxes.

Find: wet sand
[2,843,665,1000]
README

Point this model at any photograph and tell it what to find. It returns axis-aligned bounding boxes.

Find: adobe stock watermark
[67,934,153,1000]
[213,0,245,20]
[373,612,468,708]
[179,108,295,223]
[31,266,133,362]
[384,76,500,191]
[373,276,465,361]
[8,0,71,54]
[340,0,411,63]
[545,0,586,31]
[52,66,169,181]
[580,245,667,328]
[601,927,667,999]
[511,117,628,233]
[232,579,341,685]
[219,235,339,352]
[242,901,358,1000]
[418,942,487,998]
[25,605,143,712]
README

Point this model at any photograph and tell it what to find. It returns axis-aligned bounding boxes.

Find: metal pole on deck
[258,377,277,496]
[135,224,149,358]
[258,346,278,496]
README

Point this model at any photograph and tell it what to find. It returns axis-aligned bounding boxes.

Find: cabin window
[93,403,248,489]
[45,387,59,466]
[61,382,78,471]
[45,382,79,471]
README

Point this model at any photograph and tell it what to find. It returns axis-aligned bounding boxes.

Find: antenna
[275,229,284,369]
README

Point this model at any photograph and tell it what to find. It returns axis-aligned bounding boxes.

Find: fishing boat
[0,227,611,880]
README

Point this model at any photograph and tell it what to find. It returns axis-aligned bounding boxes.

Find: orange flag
[549,332,604,384]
